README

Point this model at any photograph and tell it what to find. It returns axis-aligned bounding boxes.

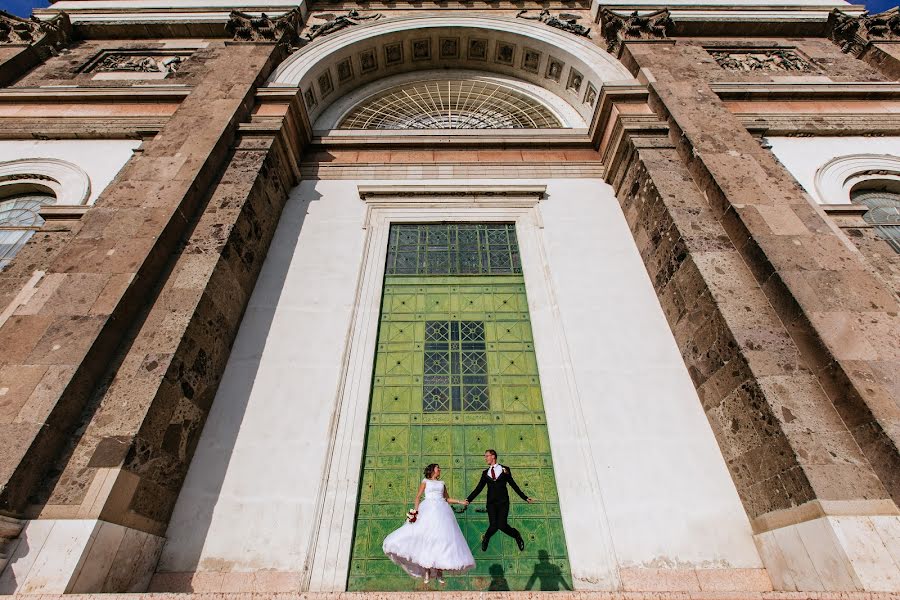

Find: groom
[464,449,535,551]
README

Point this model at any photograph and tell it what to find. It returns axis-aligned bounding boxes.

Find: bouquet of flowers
[406,509,418,523]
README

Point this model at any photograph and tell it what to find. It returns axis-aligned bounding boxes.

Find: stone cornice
[357,184,547,202]
[710,81,900,100]
[0,85,191,102]
[35,1,865,32]
[739,113,900,136]
[308,129,595,148]
[586,81,672,180]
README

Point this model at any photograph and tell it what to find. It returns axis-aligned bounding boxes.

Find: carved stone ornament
[829,7,900,56]
[226,8,303,48]
[0,10,71,53]
[597,8,673,55]
[710,49,815,72]
[516,10,590,38]
[305,10,384,42]
[95,54,184,74]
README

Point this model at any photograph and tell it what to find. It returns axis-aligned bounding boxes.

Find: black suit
[467,466,528,546]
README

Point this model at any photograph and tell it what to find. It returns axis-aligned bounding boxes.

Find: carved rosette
[829,7,900,56]
[226,7,304,49]
[598,8,673,55]
[0,10,71,54]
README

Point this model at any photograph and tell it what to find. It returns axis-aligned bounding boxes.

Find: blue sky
[4,0,49,17]
[865,0,897,11]
[1,0,897,24]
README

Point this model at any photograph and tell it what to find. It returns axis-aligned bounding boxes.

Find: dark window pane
[422,319,488,412]
[464,386,489,411]
[424,386,450,412]
[385,223,521,275]
[461,351,487,374]
[426,251,450,274]
[486,227,508,245]
[425,321,449,341]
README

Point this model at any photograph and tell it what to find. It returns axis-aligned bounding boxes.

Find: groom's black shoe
[481,535,489,552]
[516,536,525,551]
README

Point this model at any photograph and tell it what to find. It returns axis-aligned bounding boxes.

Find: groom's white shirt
[488,464,503,479]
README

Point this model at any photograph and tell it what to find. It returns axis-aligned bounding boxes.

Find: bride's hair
[424,463,439,479]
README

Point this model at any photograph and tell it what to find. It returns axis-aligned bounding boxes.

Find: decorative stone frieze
[515,10,590,38]
[709,48,815,71]
[226,8,304,48]
[0,10,70,53]
[598,8,673,55]
[305,10,384,42]
[94,53,185,74]
[829,7,900,56]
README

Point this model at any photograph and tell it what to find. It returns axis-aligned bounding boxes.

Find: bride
[383,463,476,584]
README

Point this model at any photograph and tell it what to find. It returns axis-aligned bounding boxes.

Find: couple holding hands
[382,449,536,584]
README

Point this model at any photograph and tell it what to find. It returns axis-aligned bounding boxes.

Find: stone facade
[0,0,898,595]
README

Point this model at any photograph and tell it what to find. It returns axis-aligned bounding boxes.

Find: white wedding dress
[382,478,476,578]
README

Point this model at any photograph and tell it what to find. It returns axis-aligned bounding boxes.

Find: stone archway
[267,15,634,126]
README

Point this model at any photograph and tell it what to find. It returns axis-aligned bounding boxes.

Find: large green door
[348,224,572,591]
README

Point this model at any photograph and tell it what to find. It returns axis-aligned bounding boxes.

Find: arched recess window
[338,77,563,129]
[0,191,57,271]
[851,183,900,254]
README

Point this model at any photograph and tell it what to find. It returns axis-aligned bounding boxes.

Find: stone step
[0,516,24,575]
[14,593,900,600]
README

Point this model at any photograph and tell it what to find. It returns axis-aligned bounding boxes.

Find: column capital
[226,7,305,50]
[597,7,673,56]
[0,10,71,55]
[829,7,900,56]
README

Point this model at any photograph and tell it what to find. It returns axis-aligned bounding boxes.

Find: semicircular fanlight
[338,78,562,130]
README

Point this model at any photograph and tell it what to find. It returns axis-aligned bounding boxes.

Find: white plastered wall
[159,177,763,588]
[0,140,140,204]
[766,136,900,204]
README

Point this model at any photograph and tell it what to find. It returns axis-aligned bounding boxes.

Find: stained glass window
[0,193,55,271]
[851,188,900,253]
[386,223,521,276]
[423,320,488,412]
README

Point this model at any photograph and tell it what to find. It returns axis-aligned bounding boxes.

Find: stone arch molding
[268,15,634,127]
[0,158,91,205]
[814,153,900,204]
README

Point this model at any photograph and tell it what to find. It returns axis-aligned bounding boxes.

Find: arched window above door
[338,77,563,130]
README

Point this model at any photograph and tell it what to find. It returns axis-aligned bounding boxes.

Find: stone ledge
[12,592,900,599]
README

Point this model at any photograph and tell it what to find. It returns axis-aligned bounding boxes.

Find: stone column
[606,41,900,591]
[0,34,300,592]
